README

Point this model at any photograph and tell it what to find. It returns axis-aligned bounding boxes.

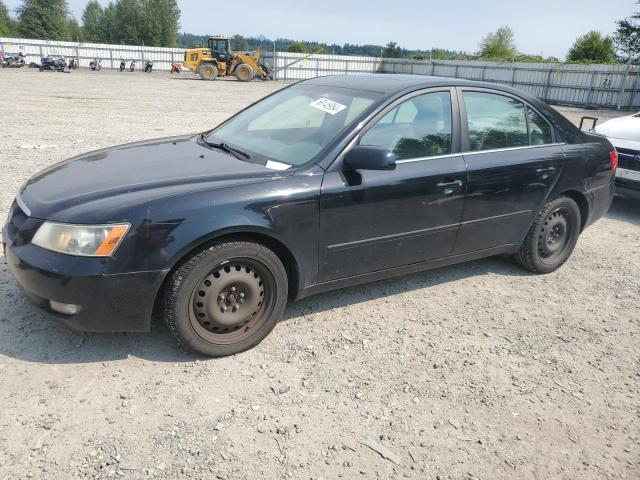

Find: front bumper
[3,236,167,333]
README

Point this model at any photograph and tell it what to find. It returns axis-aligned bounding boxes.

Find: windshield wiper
[199,133,251,161]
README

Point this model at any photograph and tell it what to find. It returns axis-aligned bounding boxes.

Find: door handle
[436,179,463,195]
[536,167,556,180]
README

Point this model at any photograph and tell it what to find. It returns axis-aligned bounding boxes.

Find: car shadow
[0,255,528,365]
[606,196,640,226]
[283,255,527,320]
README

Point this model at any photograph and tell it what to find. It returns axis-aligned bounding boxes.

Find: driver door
[318,89,467,282]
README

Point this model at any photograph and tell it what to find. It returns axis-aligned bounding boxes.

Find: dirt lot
[0,69,639,480]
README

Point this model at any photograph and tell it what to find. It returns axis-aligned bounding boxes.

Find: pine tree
[0,1,15,36]
[81,0,104,42]
[114,0,144,44]
[142,0,180,47]
[67,16,82,42]
[17,0,70,40]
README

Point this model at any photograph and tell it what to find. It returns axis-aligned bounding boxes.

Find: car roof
[303,74,526,97]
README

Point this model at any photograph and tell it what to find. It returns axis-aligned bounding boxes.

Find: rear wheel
[514,196,581,273]
[235,63,255,82]
[198,63,218,80]
[163,241,288,357]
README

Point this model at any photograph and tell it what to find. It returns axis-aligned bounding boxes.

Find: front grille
[616,147,640,172]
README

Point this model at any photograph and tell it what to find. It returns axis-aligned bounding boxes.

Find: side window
[463,92,528,151]
[528,107,553,145]
[360,91,452,160]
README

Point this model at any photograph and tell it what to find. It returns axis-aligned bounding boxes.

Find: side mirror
[343,145,396,171]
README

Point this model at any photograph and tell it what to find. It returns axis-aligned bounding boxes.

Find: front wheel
[163,241,288,356]
[514,196,581,274]
[235,63,255,82]
[198,63,218,80]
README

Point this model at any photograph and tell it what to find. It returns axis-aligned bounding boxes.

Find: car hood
[20,135,291,220]
[595,114,640,142]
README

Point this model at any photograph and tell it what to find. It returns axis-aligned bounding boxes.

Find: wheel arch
[557,189,589,231]
[152,228,301,319]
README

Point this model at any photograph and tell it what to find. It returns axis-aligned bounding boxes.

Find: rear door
[317,88,467,281]
[453,89,565,254]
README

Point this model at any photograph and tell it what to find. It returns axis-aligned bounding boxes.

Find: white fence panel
[2,37,639,109]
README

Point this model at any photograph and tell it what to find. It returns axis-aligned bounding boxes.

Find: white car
[595,113,640,199]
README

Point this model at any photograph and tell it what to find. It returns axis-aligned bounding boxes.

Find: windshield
[205,84,382,167]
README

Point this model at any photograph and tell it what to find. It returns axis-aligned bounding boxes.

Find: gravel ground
[0,69,639,480]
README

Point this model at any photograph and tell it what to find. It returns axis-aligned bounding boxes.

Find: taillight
[609,150,618,171]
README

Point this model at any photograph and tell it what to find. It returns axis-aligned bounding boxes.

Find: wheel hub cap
[193,263,264,333]
[539,209,569,257]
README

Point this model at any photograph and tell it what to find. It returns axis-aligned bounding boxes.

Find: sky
[4,0,636,58]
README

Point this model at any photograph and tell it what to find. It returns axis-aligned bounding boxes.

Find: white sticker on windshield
[265,160,291,170]
[310,97,347,115]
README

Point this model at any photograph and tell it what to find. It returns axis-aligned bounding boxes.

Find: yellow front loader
[184,36,272,81]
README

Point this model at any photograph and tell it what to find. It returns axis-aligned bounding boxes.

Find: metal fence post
[631,67,640,110]
[617,58,632,110]
[543,69,553,101]
[454,64,459,78]
[585,71,597,108]
[510,66,516,86]
[481,65,486,81]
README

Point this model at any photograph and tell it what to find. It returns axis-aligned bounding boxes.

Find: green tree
[614,2,640,61]
[382,41,401,58]
[141,0,180,46]
[0,1,16,36]
[114,0,144,44]
[102,2,117,43]
[81,0,105,42]
[288,40,306,53]
[479,25,517,59]
[67,16,82,41]
[567,31,616,63]
[231,34,247,51]
[17,0,70,40]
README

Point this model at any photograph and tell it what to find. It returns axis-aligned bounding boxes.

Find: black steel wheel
[163,240,288,356]
[515,196,581,273]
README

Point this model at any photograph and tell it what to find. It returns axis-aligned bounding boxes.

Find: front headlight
[32,222,130,257]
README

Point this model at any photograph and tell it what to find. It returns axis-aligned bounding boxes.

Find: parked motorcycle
[90,58,102,71]
[68,57,78,70]
[119,59,126,72]
[170,62,182,74]
[39,55,67,72]
[144,60,153,73]
[130,60,136,72]
[2,52,26,68]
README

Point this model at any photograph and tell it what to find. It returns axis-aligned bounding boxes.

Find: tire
[514,196,581,274]
[163,240,288,357]
[198,63,218,80]
[258,63,272,80]
[235,63,255,82]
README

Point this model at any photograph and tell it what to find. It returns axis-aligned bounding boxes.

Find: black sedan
[3,75,616,356]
